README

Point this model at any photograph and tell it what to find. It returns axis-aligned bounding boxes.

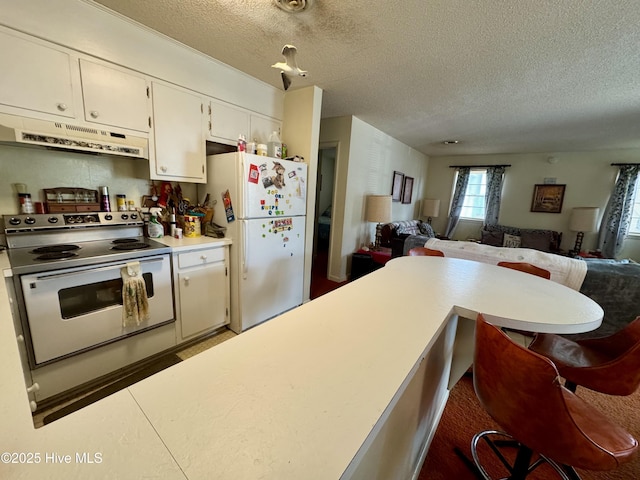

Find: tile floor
[32,327,237,428]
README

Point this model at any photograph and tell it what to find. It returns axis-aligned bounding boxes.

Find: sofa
[424,238,640,340]
[380,220,436,257]
[480,224,563,253]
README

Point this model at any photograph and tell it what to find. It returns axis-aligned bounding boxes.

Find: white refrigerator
[204,152,307,333]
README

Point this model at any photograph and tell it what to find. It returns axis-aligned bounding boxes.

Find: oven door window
[58,273,154,319]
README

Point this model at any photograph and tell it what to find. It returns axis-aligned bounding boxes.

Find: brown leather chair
[470,314,637,479]
[497,261,551,279]
[529,316,640,395]
[408,247,444,257]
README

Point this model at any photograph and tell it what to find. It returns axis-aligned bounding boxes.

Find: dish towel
[121,261,149,328]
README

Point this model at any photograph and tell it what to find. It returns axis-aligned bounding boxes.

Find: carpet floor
[420,375,640,479]
[42,354,182,425]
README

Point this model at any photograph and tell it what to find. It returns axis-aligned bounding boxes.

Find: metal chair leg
[469,430,576,480]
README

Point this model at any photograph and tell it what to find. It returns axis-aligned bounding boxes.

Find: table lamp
[366,195,392,250]
[422,199,440,224]
[569,207,599,256]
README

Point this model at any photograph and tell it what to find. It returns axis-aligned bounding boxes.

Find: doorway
[310,144,340,298]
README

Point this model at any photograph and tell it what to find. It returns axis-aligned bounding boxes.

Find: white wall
[0,144,201,221]
[425,150,640,260]
[320,116,429,281]
[282,86,323,301]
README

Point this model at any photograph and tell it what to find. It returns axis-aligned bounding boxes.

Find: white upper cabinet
[249,113,282,145]
[79,59,150,132]
[0,30,76,118]
[208,99,249,145]
[151,82,206,183]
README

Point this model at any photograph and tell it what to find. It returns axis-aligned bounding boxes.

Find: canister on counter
[116,194,127,211]
[183,215,201,238]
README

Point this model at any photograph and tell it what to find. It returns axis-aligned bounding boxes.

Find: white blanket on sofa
[425,238,588,291]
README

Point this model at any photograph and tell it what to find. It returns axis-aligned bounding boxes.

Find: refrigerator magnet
[222,189,235,222]
[248,164,259,184]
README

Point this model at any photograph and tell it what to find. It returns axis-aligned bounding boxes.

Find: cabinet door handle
[200,255,207,261]
[183,276,190,285]
[56,103,67,112]
[90,110,99,118]
[26,383,40,393]
[160,166,167,173]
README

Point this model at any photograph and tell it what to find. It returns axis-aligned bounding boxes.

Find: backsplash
[0,144,197,232]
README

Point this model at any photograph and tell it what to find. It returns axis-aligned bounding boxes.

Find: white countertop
[155,234,231,252]
[0,255,603,479]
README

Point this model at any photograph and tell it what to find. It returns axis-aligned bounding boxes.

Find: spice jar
[116,194,127,211]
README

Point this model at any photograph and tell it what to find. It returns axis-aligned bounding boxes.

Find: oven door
[20,254,174,366]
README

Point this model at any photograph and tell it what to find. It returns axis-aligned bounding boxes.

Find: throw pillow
[521,231,552,252]
[503,233,522,248]
[418,222,434,237]
[481,230,504,247]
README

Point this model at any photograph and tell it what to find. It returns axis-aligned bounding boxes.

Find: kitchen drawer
[177,247,225,269]
[47,204,77,213]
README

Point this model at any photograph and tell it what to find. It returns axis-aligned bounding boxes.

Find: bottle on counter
[169,213,177,237]
[147,208,164,238]
[267,131,282,158]
[257,143,268,156]
[19,193,34,214]
[100,186,111,212]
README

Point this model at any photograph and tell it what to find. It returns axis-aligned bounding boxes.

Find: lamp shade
[422,199,440,218]
[366,195,392,223]
[569,207,600,232]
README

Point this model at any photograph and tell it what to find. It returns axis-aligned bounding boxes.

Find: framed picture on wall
[531,184,566,213]
[391,171,404,202]
[401,176,414,204]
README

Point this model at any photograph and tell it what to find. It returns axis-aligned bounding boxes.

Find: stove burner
[112,238,139,244]
[32,244,80,254]
[36,252,78,260]
[111,242,151,251]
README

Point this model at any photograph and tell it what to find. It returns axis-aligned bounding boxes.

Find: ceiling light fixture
[275,0,314,13]
[442,140,460,145]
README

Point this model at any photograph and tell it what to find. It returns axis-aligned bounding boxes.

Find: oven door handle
[34,257,164,280]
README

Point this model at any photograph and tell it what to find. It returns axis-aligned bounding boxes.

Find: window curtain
[445,167,470,237]
[598,165,640,258]
[484,166,506,226]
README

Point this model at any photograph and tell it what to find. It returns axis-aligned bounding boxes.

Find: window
[630,180,640,235]
[460,169,487,220]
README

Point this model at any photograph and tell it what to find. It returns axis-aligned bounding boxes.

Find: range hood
[0,113,148,159]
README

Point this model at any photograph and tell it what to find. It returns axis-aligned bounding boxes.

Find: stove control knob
[8,217,21,226]
[104,214,113,221]
[75,216,83,224]
[48,217,59,224]
[121,214,129,220]
[84,216,96,223]
[24,217,36,225]
[130,213,138,220]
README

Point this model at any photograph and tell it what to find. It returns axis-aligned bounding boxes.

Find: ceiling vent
[275,0,314,13]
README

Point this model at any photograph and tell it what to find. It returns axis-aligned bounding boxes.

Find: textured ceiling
[91,0,640,157]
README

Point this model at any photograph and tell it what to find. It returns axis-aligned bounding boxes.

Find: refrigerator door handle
[242,220,248,279]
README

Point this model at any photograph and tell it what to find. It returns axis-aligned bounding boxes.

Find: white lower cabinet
[173,245,230,343]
